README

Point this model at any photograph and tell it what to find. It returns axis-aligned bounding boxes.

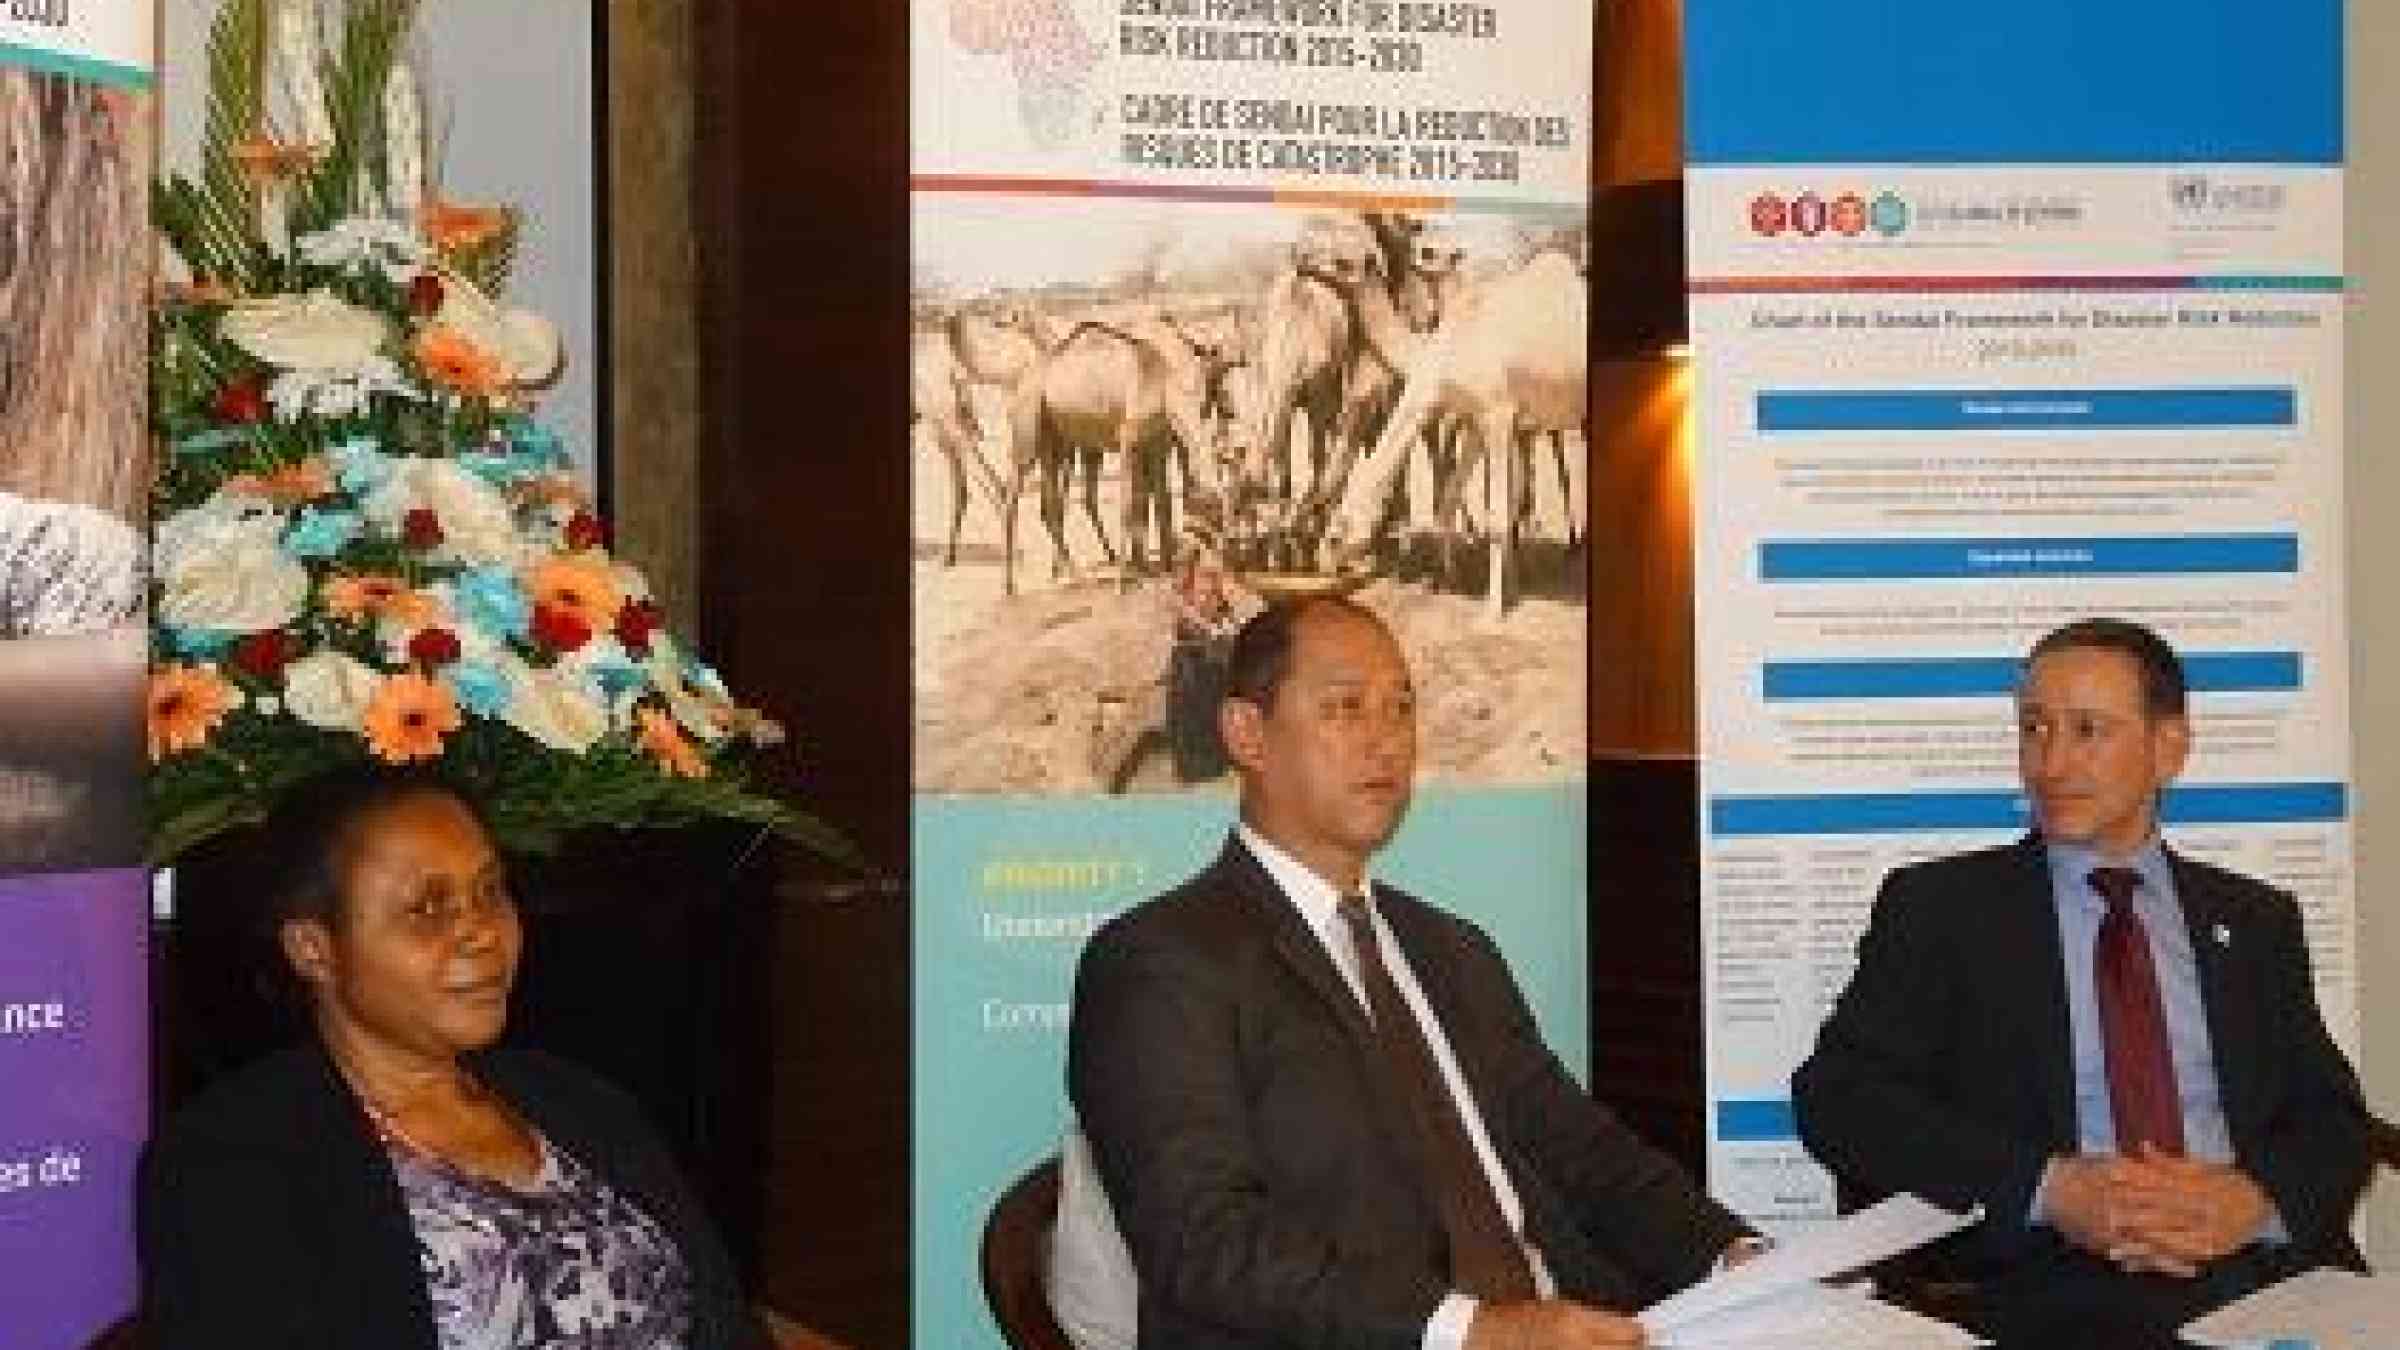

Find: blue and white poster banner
[1686,0,2350,1234]
[911,1,1594,1342]
[1,0,153,88]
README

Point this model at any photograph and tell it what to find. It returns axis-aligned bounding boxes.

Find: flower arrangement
[147,0,853,867]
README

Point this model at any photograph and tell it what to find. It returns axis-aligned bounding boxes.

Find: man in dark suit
[1069,597,1754,1350]
[1793,617,2371,1349]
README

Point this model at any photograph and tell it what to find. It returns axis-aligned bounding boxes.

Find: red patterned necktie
[1338,894,1538,1301]
[2087,866,2186,1155]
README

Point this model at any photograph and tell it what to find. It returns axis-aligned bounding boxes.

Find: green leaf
[188,0,269,288]
[294,0,422,235]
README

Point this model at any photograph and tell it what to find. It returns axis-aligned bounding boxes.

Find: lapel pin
[2212,923,2232,948]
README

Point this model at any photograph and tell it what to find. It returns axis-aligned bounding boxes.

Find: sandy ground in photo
[909,427,1586,796]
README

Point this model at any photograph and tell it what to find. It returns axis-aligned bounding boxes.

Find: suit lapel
[2001,836,2080,1149]
[2168,851,2262,1146]
[1377,899,1497,1108]
[1379,896,1541,1195]
[299,1045,440,1350]
[1216,836,1375,1047]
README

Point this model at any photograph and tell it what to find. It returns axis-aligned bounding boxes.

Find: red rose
[406,273,445,315]
[407,627,463,667]
[229,630,299,680]
[212,377,267,424]
[564,512,608,551]
[401,508,445,550]
[613,599,664,655]
[531,603,592,652]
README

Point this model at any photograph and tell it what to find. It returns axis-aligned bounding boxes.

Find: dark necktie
[1337,894,1538,1302]
[2087,866,2186,1155]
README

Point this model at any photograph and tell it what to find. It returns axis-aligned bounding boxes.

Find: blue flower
[589,652,646,700]
[457,449,533,489]
[452,566,532,640]
[504,418,568,468]
[444,660,514,718]
[685,659,729,699]
[165,626,235,658]
[330,437,395,495]
[282,506,362,560]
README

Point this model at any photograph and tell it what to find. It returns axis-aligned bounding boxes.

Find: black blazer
[137,1044,766,1350]
[1792,835,2370,1280]
[1068,836,1745,1350]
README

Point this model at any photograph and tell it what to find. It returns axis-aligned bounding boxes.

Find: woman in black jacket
[138,770,767,1349]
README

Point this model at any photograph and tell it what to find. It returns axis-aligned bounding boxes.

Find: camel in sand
[998,313,1232,596]
[1319,247,1589,623]
[911,323,1008,566]
[1239,212,1440,559]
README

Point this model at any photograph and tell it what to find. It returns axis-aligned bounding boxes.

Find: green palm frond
[165,0,270,288]
[294,0,421,234]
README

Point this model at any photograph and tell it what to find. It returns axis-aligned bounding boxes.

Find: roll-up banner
[0,4,154,1347]
[910,2,1594,1343]
[1686,1,2348,1233]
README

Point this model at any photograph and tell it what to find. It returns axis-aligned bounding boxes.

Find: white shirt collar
[1237,822,1374,945]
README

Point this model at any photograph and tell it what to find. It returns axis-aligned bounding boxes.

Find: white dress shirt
[1238,825,1554,1350]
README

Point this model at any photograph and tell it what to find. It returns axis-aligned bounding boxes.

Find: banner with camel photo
[910,2,1594,1344]
[0,10,153,1347]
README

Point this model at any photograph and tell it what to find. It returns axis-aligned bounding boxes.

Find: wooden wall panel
[1596,0,1684,187]
[1586,356,1696,755]
[606,0,703,627]
[695,2,913,1344]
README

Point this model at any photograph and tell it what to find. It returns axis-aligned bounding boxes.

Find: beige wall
[2351,0,2399,1268]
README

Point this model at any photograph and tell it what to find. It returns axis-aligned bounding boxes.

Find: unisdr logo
[1870,191,1909,236]
[1749,192,1790,236]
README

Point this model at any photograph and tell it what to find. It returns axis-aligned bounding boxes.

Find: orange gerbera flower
[323,572,440,627]
[419,199,511,252]
[414,323,509,398]
[637,705,709,780]
[147,664,240,762]
[361,672,462,765]
[226,456,333,505]
[523,554,624,633]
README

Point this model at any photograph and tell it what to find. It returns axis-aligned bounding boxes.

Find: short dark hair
[2025,617,2188,719]
[265,765,492,934]
[1223,595,1381,712]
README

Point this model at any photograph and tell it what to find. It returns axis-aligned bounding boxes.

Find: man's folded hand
[2104,1145,2271,1276]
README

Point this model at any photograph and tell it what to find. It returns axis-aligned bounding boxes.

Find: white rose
[220,289,391,371]
[154,491,283,573]
[155,497,308,634]
[295,217,427,277]
[363,457,526,567]
[282,650,384,732]
[502,662,609,753]
[433,271,562,388]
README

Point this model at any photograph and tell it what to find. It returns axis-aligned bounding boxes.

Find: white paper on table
[2179,1267,2400,1350]
[1640,1193,1983,1337]
[1646,1280,1987,1348]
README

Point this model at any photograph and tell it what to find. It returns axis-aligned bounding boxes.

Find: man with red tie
[1793,618,2372,1348]
[1071,597,1756,1350]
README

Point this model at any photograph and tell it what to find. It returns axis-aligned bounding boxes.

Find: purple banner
[0,868,147,1349]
